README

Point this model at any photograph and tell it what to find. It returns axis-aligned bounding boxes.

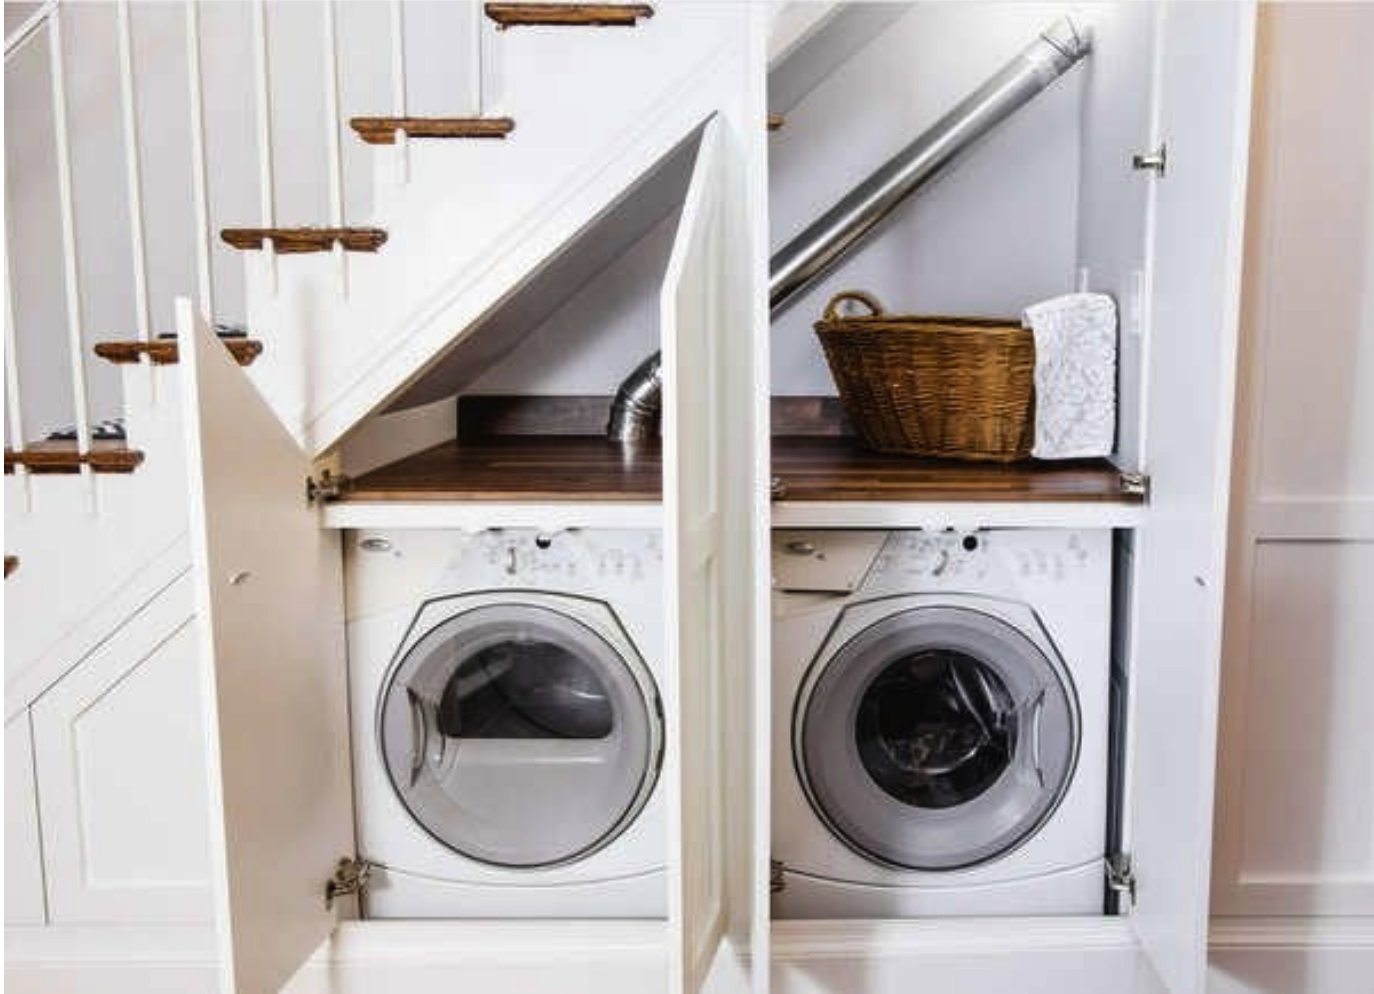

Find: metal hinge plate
[1119,471,1150,499]
[1106,852,1137,907]
[1132,143,1167,176]
[770,858,785,894]
[306,469,351,505]
[325,856,372,910]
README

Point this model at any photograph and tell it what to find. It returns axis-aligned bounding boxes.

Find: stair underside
[220,228,387,254]
[350,117,516,144]
[485,3,654,28]
[5,440,145,475]
[94,339,263,367]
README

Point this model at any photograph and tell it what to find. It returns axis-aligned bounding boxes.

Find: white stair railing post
[5,245,33,511]
[186,0,215,327]
[389,0,408,185]
[116,0,154,400]
[48,8,97,507]
[252,0,277,294]
[323,0,348,296]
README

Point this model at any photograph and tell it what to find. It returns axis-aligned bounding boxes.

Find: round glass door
[379,603,661,869]
[796,604,1079,870]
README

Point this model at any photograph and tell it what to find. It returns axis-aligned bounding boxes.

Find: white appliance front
[345,528,667,919]
[772,528,1112,918]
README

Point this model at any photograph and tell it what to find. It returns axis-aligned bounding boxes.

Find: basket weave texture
[814,291,1035,462]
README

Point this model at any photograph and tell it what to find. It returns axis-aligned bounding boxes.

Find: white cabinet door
[29,574,212,925]
[663,117,729,994]
[177,300,354,994]
[663,109,768,994]
[1123,3,1257,992]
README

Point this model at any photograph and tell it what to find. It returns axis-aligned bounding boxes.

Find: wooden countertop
[340,436,662,502]
[340,434,1137,507]
[770,436,1140,504]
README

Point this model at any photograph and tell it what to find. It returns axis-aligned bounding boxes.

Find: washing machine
[345,527,666,919]
[772,528,1111,918]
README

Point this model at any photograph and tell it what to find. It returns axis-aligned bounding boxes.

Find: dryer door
[796,605,1079,871]
[379,603,662,869]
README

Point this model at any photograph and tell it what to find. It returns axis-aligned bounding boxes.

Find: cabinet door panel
[1126,3,1256,992]
[177,300,353,994]
[30,576,212,925]
[663,117,729,994]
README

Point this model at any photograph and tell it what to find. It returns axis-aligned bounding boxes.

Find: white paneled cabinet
[29,575,214,926]
[1212,3,1374,922]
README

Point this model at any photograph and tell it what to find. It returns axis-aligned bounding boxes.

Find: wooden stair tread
[4,556,17,579]
[340,436,661,502]
[485,3,654,28]
[767,113,785,132]
[220,227,387,254]
[5,440,145,475]
[771,436,1141,504]
[350,116,516,144]
[94,339,263,367]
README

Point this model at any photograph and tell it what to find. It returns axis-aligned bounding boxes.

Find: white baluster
[186,1,215,324]
[252,0,277,294]
[390,0,408,186]
[5,246,33,511]
[117,0,154,400]
[323,0,348,296]
[48,9,96,507]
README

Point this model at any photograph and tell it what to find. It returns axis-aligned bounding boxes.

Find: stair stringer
[4,366,191,719]
[239,5,750,456]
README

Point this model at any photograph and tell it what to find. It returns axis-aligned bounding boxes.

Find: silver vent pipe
[606,16,1091,442]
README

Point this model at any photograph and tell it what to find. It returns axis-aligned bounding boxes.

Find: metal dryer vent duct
[606,15,1092,444]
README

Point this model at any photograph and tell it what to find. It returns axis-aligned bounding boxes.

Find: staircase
[3,0,746,712]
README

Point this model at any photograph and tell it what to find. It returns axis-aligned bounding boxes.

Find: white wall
[768,2,1083,395]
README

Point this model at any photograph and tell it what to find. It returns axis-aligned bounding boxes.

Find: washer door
[379,602,661,869]
[796,604,1079,871]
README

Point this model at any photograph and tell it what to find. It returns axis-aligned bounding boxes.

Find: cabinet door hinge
[306,469,351,505]
[324,856,372,910]
[770,858,786,894]
[1119,471,1150,499]
[1106,852,1137,908]
[1132,143,1167,176]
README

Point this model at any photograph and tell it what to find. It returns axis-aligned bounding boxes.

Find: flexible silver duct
[606,16,1091,443]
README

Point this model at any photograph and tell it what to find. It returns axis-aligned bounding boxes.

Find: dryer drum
[378,602,662,870]
[795,605,1080,872]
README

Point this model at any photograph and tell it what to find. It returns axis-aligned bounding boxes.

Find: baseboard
[1207,917,1374,994]
[5,921,668,994]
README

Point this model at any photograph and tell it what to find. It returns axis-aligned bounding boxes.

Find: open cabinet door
[1125,4,1256,993]
[177,299,354,994]
[662,116,727,994]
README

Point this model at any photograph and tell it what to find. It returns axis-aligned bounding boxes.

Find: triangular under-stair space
[327,123,707,501]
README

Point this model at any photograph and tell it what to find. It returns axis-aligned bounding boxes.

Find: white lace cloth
[1022,293,1117,459]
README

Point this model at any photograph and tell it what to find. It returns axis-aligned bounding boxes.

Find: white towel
[1021,293,1117,460]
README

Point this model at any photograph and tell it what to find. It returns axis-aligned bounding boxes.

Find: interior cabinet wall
[767,1,1083,395]
[1212,3,1374,920]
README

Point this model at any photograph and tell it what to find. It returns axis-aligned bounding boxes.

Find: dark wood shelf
[337,433,1137,508]
[339,436,661,503]
[771,435,1139,504]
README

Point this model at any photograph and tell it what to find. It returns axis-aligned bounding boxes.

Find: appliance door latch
[325,856,372,910]
[770,858,786,894]
[1106,852,1137,907]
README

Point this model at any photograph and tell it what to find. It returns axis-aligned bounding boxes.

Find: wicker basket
[814,290,1035,462]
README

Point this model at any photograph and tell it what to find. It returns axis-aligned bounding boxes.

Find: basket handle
[823,290,884,321]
